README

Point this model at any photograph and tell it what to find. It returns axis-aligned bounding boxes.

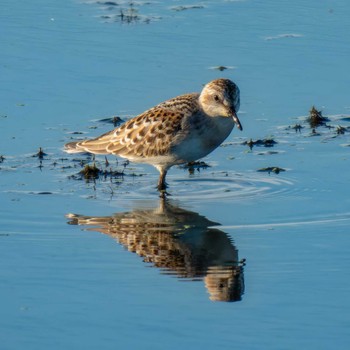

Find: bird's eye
[214,95,220,102]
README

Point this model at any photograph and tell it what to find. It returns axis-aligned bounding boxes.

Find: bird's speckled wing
[65,93,200,159]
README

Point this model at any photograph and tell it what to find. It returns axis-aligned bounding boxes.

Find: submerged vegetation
[80,163,101,180]
[33,147,47,159]
[97,116,124,127]
[257,167,285,174]
[242,138,277,150]
[181,161,211,175]
[71,161,127,182]
[307,106,329,128]
[2,103,349,195]
[283,106,350,138]
[286,124,303,132]
[90,1,161,24]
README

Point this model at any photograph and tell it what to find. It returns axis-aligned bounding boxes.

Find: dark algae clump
[181,161,210,175]
[307,106,329,128]
[80,163,101,180]
[258,167,285,174]
[242,138,277,150]
[33,147,47,159]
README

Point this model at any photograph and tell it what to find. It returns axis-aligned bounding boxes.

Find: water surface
[1,0,350,349]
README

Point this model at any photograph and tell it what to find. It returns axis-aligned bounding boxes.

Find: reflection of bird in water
[67,199,245,302]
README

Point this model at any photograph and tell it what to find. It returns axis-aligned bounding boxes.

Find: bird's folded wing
[66,107,187,158]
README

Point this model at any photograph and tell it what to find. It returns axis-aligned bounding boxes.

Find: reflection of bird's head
[204,266,244,302]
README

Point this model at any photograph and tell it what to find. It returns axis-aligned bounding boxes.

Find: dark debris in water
[32,147,47,160]
[85,0,213,25]
[68,131,85,135]
[307,106,329,128]
[69,161,127,182]
[336,125,350,135]
[257,167,285,174]
[284,106,350,139]
[97,1,119,5]
[116,7,140,24]
[97,116,124,127]
[286,124,303,132]
[93,1,159,24]
[80,163,100,180]
[214,66,228,71]
[242,138,277,149]
[180,161,210,175]
[209,65,236,72]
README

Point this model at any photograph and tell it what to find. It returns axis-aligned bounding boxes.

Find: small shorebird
[65,78,242,193]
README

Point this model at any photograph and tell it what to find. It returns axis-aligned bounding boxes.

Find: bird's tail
[64,141,85,154]
[64,129,116,154]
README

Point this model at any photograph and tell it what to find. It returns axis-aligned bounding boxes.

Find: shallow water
[1,0,350,349]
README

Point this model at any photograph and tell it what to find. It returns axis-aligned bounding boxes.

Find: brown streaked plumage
[65,78,242,193]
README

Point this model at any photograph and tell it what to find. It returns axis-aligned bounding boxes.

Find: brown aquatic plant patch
[181,161,210,174]
[97,116,124,127]
[257,167,285,174]
[286,124,303,132]
[80,163,101,180]
[242,138,277,150]
[307,106,329,128]
[33,147,47,159]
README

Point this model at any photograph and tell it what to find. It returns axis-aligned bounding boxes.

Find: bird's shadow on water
[66,198,245,302]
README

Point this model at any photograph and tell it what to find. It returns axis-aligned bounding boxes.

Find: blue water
[1,0,350,349]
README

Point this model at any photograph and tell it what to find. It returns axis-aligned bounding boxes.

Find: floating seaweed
[80,163,100,180]
[336,125,348,135]
[69,160,127,182]
[97,1,119,5]
[209,65,236,72]
[95,1,159,24]
[307,106,329,128]
[257,167,285,174]
[286,124,303,132]
[180,161,210,175]
[97,116,124,127]
[242,138,277,150]
[118,6,140,23]
[33,147,47,159]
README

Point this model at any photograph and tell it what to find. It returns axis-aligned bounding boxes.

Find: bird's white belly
[172,117,235,163]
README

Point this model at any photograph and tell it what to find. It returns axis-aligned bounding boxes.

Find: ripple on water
[172,172,295,201]
[118,171,296,202]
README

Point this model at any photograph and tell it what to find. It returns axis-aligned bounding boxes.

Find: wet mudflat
[1,0,350,349]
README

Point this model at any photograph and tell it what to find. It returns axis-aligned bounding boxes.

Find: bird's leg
[157,169,168,195]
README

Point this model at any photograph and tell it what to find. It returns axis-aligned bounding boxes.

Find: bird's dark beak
[229,108,243,131]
